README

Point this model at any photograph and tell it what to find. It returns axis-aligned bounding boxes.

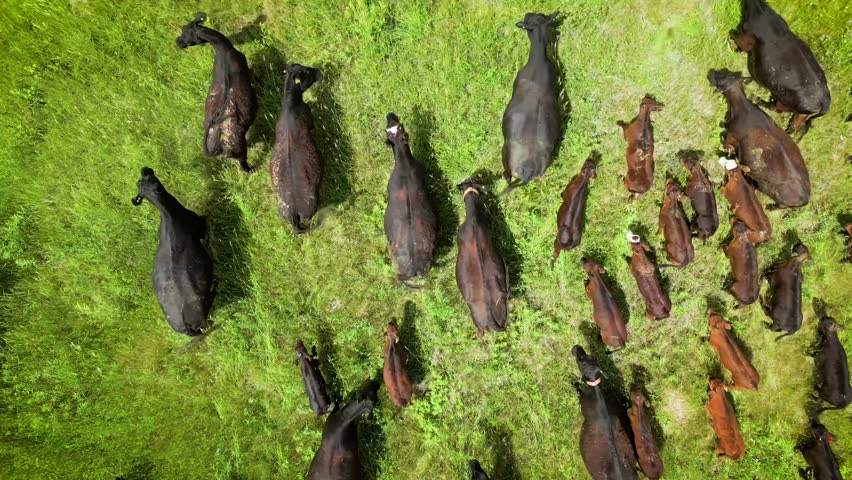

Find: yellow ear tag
[294,78,301,85]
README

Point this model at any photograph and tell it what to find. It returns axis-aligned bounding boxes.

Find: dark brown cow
[384,113,437,282]
[707,312,760,390]
[709,70,810,208]
[658,178,694,267]
[552,157,596,265]
[619,96,663,199]
[814,314,851,412]
[719,158,771,244]
[295,340,331,416]
[176,13,258,172]
[573,346,638,480]
[468,460,491,480]
[723,221,760,306]
[731,0,831,134]
[763,242,810,340]
[627,390,664,480]
[307,385,377,480]
[383,320,414,408]
[627,234,671,320]
[679,150,718,242]
[797,422,842,480]
[270,64,323,233]
[707,377,745,460]
[582,259,628,349]
[456,178,509,335]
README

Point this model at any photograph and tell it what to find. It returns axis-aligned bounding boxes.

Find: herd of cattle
[126,2,850,479]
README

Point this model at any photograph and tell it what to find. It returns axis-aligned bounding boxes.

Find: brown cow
[295,340,331,416]
[383,320,413,408]
[658,178,694,267]
[723,220,760,306]
[763,242,810,340]
[708,312,760,390]
[679,150,719,243]
[552,156,596,265]
[709,69,809,208]
[627,234,671,320]
[707,377,745,460]
[456,178,510,335]
[582,259,628,349]
[619,96,663,199]
[627,390,664,480]
[719,158,771,244]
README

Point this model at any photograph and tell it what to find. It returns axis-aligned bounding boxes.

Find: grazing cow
[627,390,664,480]
[679,151,719,242]
[383,113,437,282]
[658,178,695,267]
[719,158,771,244]
[468,460,491,480]
[132,167,214,336]
[572,346,638,480]
[709,70,810,208]
[552,156,596,265]
[707,377,745,460]
[176,13,258,172]
[731,0,830,134]
[626,234,671,320]
[295,340,331,416]
[707,312,760,390]
[814,314,851,412]
[797,422,842,480]
[307,385,377,480]
[501,12,561,190]
[270,64,323,233]
[619,96,663,199]
[455,178,509,335]
[383,320,414,408]
[582,259,628,350]
[763,242,810,340]
[724,221,760,306]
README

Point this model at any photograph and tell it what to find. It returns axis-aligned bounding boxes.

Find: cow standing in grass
[307,386,377,480]
[619,96,663,200]
[177,13,257,172]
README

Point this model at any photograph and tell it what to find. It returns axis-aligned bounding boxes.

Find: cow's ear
[743,77,753,84]
[641,242,651,252]
[724,322,732,330]
[548,11,560,23]
[515,21,528,29]
[597,265,605,274]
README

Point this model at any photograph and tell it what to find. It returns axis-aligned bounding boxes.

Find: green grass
[1,0,851,478]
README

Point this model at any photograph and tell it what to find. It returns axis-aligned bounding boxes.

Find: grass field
[1,0,851,478]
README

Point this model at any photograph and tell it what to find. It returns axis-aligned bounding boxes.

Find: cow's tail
[816,404,847,416]
[774,331,795,342]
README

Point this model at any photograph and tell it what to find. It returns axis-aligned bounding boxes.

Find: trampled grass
[0,0,850,478]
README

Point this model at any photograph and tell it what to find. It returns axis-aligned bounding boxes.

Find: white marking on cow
[386,125,400,134]
[626,232,641,243]
[718,157,737,170]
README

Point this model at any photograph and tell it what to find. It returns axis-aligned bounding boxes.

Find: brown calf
[707,377,745,460]
[627,234,671,320]
[582,259,628,349]
[619,96,663,199]
[708,312,760,390]
[628,390,664,480]
[552,157,596,265]
[679,150,719,243]
[719,158,771,244]
[658,178,694,267]
[723,221,759,306]
[383,320,413,407]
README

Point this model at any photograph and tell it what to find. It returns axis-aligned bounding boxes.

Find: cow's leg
[787,113,809,135]
[722,132,737,156]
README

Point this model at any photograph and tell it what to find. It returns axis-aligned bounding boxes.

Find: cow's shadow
[315,326,343,405]
[247,44,287,157]
[400,301,427,385]
[408,107,458,260]
[550,15,572,147]
[230,15,267,45]
[485,425,521,480]
[313,63,355,210]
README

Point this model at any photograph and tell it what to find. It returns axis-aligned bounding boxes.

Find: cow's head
[131,167,164,206]
[678,150,701,171]
[707,69,751,93]
[708,311,731,331]
[664,178,681,198]
[572,345,603,385]
[629,389,647,407]
[457,178,485,200]
[818,316,838,336]
[295,339,308,359]
[385,112,408,147]
[640,95,664,112]
[708,377,726,393]
[285,64,320,93]
[176,13,208,49]
[810,422,836,443]
[732,220,750,239]
[516,12,559,31]
[581,258,604,275]
[385,320,400,342]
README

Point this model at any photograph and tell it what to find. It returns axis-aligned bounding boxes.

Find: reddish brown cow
[383,320,413,407]
[627,234,671,320]
[723,220,760,306]
[628,390,664,480]
[658,178,694,267]
[708,312,760,390]
[619,96,663,199]
[582,259,628,349]
[719,158,771,244]
[552,157,596,265]
[707,377,745,460]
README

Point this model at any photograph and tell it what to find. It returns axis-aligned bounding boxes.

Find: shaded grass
[0,0,851,479]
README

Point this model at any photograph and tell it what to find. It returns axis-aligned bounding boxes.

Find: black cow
[468,460,491,480]
[763,242,810,340]
[572,346,638,480]
[132,168,214,336]
[814,314,851,412]
[295,340,331,416]
[731,0,830,134]
[270,64,323,233]
[384,113,437,282]
[177,13,258,172]
[679,150,718,243]
[797,422,842,480]
[307,385,377,480]
[501,12,561,191]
